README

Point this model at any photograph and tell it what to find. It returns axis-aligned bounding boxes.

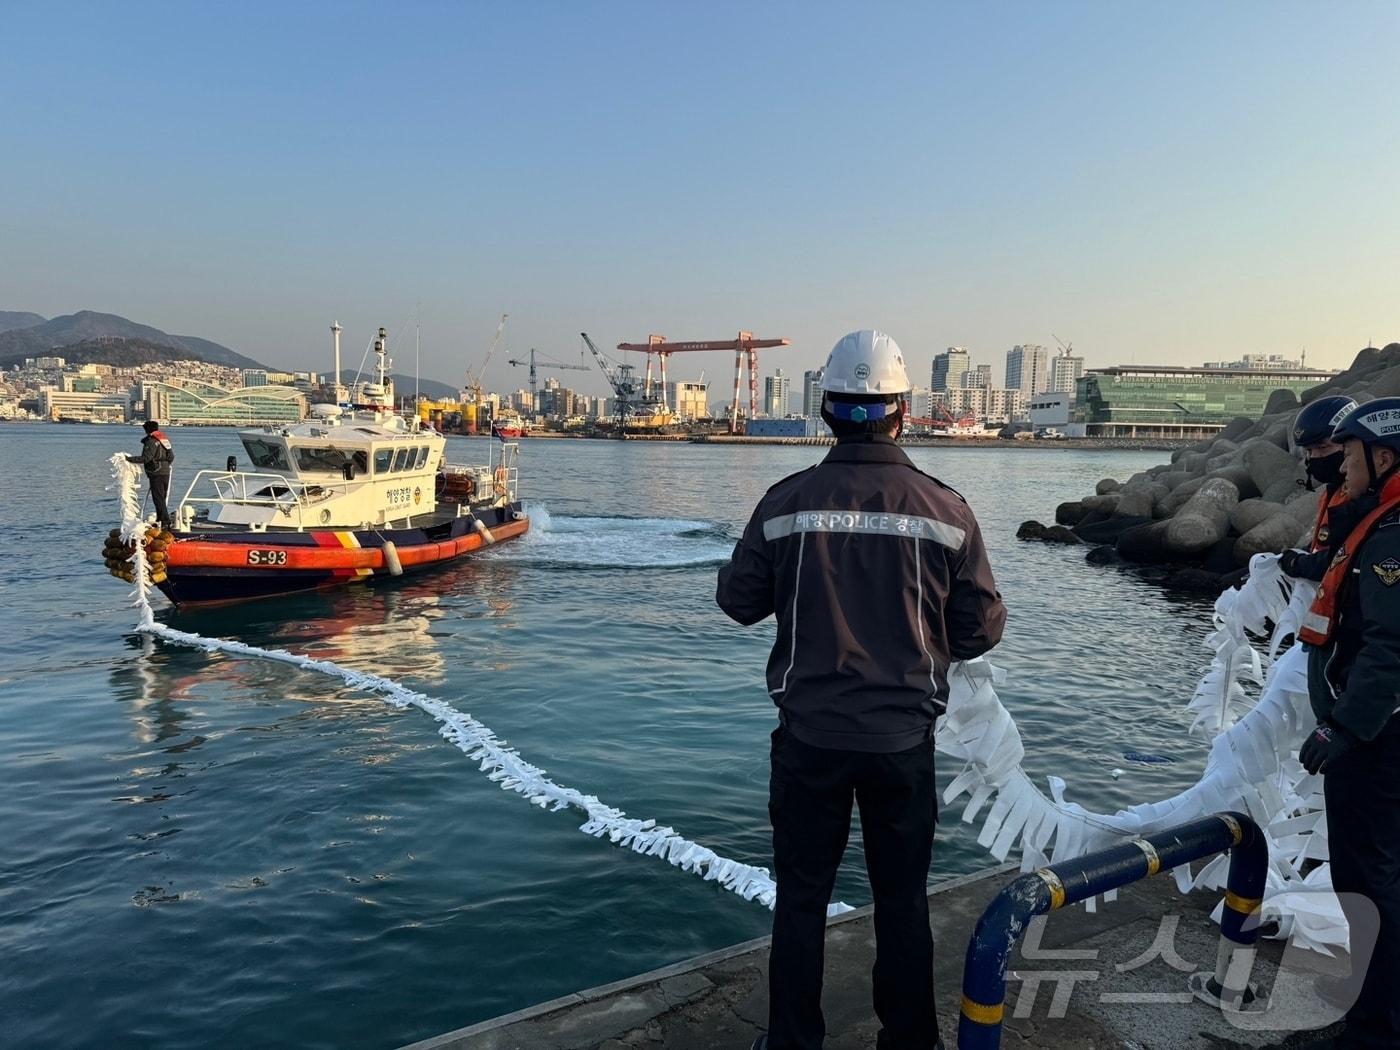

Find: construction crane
[506,347,590,414]
[581,332,648,434]
[614,332,791,434]
[1052,333,1074,357]
[463,313,509,406]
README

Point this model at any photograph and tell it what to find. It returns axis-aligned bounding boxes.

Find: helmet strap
[827,399,895,423]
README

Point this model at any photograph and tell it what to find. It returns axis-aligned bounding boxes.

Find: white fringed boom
[937,553,1344,954]
[111,458,851,916]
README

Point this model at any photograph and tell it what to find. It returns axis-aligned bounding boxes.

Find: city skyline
[4,3,1398,399]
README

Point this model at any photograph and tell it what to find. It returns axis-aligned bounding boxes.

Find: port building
[139,379,306,426]
[1074,364,1337,438]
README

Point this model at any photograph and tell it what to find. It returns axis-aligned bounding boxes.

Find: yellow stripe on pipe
[1037,868,1067,910]
[1224,890,1261,914]
[1218,814,1243,846]
[960,995,1005,1025]
[1133,838,1162,876]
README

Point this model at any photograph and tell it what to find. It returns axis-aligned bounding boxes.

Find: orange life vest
[1300,471,1400,646]
[1310,485,1350,552]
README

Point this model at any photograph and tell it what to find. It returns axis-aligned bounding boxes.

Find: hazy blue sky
[3,2,1398,396]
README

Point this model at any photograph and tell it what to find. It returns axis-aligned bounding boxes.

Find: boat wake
[484,504,734,569]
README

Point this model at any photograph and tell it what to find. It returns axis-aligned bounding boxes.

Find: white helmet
[820,329,910,396]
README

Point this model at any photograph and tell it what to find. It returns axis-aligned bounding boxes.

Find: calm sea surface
[1,425,1217,1048]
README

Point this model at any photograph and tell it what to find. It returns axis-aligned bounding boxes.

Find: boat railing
[177,470,347,526]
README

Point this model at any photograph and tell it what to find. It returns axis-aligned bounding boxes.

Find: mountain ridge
[0,310,267,370]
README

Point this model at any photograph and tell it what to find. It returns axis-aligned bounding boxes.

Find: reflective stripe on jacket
[716,436,1006,753]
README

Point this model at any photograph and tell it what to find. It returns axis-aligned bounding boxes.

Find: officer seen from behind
[127,419,175,530]
[717,330,1006,1050]
[1296,396,1400,1047]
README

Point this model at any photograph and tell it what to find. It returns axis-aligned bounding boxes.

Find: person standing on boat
[1279,395,1357,580]
[1297,397,1400,1048]
[717,329,1006,1050]
[127,420,175,530]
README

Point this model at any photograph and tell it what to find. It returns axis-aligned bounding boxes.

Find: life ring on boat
[493,467,509,496]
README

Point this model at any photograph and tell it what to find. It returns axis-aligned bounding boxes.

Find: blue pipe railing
[958,811,1268,1049]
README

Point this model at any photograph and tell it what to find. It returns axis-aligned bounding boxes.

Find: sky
[3,1,1399,398]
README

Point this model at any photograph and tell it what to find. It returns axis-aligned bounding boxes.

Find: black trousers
[148,473,172,528]
[1326,732,1400,1048]
[767,726,939,1050]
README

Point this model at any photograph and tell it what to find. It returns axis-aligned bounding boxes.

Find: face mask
[1305,450,1345,486]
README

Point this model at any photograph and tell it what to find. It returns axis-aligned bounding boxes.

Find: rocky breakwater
[1017,342,1400,590]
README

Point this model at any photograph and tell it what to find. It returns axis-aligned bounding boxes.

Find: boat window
[374,448,393,474]
[242,438,289,470]
[415,446,430,469]
[392,447,412,472]
[294,446,364,473]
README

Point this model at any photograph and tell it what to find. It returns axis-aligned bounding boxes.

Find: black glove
[1279,549,1305,577]
[1299,721,1359,775]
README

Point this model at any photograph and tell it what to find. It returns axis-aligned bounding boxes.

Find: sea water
[0,426,1216,1048]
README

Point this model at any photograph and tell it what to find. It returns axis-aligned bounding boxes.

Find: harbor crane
[614,332,791,434]
[581,332,649,433]
[506,347,590,411]
[463,313,509,406]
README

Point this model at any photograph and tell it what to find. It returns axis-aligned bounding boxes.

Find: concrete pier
[402,865,1346,1050]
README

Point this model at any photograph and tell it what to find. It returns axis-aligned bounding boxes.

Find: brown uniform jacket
[716,435,1006,752]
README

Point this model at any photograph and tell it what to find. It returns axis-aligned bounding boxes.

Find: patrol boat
[110,327,529,606]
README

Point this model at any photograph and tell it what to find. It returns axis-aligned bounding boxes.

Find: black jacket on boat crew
[129,430,174,478]
[716,435,1006,752]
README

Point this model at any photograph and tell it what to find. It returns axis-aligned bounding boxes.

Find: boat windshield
[294,446,369,474]
[242,437,290,470]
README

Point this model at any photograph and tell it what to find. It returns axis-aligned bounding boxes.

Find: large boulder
[1095,478,1121,495]
[1017,520,1047,540]
[1055,501,1089,527]
[1243,438,1299,495]
[1075,514,1154,545]
[1081,493,1121,514]
[1042,525,1082,545]
[1155,469,1193,492]
[1113,481,1167,518]
[1219,416,1256,442]
[1115,519,1177,563]
[1174,450,1210,475]
[1205,462,1260,500]
[1158,476,1209,516]
[1229,498,1284,535]
[1162,478,1240,556]
[1366,362,1400,398]
[1265,389,1300,416]
[1233,489,1322,562]
[1262,476,1306,504]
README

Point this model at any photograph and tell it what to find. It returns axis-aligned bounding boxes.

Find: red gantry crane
[614,332,792,434]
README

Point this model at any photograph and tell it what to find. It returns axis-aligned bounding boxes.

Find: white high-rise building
[1006,344,1050,397]
[802,368,824,417]
[1048,353,1084,396]
[764,369,791,417]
